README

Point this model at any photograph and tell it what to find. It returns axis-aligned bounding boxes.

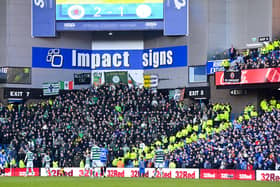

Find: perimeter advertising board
[200,169,255,180]
[40,168,199,178]
[256,170,280,182]
[5,168,40,176]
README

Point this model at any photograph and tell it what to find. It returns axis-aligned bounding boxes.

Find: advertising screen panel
[215,68,280,86]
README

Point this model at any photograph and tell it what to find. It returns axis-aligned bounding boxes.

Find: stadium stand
[169,101,280,170]
[0,85,279,171]
[0,84,229,169]
[214,40,280,70]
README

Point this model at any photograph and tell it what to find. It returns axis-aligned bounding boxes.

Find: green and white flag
[42,82,60,96]
[104,71,128,84]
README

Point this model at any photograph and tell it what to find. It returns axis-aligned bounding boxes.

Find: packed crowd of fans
[218,40,280,70]
[167,101,280,170]
[0,84,226,168]
[0,84,279,170]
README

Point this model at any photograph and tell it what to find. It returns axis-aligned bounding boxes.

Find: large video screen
[0,67,31,84]
[56,0,163,21]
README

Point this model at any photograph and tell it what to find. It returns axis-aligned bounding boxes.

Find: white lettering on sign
[10,91,23,97]
[142,50,173,68]
[9,91,30,97]
[64,23,76,28]
[145,22,157,27]
[189,90,199,96]
[174,0,186,10]
[34,0,45,8]
[200,90,204,95]
[44,47,182,70]
[0,67,8,73]
[239,174,253,180]
[188,90,205,97]
[203,173,215,179]
[72,50,130,70]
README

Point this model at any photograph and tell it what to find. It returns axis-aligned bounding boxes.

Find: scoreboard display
[56,0,163,20]
[32,0,188,36]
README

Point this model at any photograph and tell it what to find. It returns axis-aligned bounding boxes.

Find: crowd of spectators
[217,40,280,70]
[0,84,225,168]
[166,100,280,170]
[0,84,279,170]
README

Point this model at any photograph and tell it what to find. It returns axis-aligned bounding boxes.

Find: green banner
[104,71,128,84]
[42,82,60,96]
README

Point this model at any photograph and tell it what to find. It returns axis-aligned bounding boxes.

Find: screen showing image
[56,0,163,21]
[7,67,31,84]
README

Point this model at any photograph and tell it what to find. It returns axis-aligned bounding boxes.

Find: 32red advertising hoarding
[256,170,280,182]
[200,169,255,180]
[215,68,280,86]
[5,168,40,176]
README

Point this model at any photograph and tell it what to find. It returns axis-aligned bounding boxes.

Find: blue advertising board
[206,60,225,75]
[164,0,189,36]
[32,0,56,37]
[32,46,188,70]
[56,0,163,21]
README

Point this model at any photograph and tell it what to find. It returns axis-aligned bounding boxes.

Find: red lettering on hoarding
[130,169,139,178]
[261,173,280,181]
[144,171,149,177]
[107,170,114,177]
[118,170,125,177]
[65,170,73,176]
[163,171,171,178]
[107,169,125,177]
[79,169,91,177]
